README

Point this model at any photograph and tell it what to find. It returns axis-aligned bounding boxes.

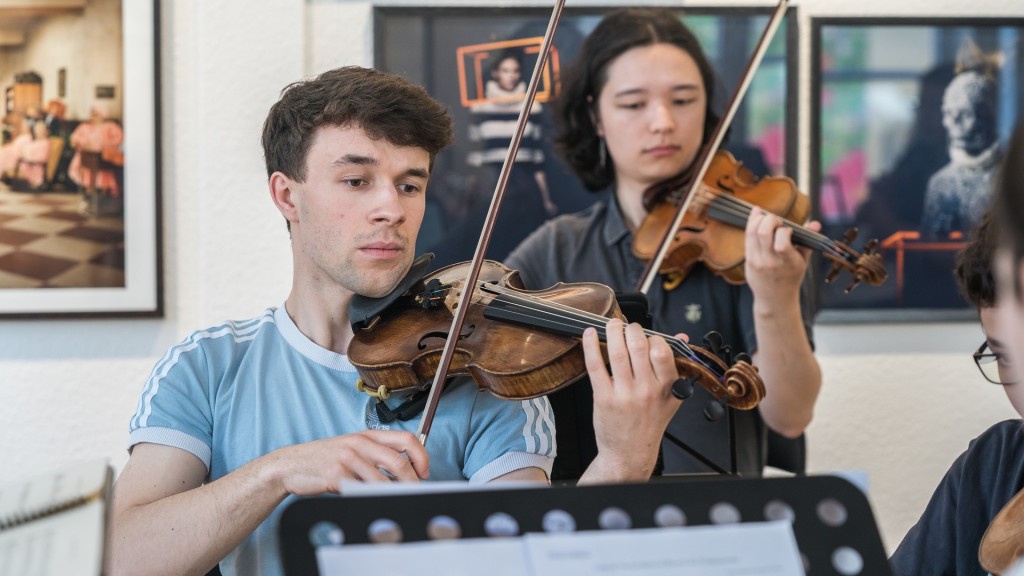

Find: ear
[269,172,299,226]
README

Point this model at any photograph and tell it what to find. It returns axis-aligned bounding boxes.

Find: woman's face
[493,58,522,92]
[594,43,706,191]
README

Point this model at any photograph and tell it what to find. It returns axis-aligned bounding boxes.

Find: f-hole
[418,324,476,350]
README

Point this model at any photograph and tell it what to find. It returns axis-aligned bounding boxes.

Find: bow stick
[416,0,568,445]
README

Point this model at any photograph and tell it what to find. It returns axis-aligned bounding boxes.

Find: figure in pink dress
[0,114,30,179]
[17,122,52,189]
[68,103,124,197]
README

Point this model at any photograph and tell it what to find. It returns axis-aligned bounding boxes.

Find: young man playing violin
[890,125,1024,575]
[109,66,685,576]
[507,7,821,478]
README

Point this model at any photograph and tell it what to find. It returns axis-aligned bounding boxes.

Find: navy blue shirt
[890,419,1024,576]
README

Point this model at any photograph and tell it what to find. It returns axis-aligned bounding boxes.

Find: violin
[980,487,1024,575]
[348,259,765,413]
[632,150,888,291]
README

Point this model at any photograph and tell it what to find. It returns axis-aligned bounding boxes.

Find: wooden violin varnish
[980,487,1024,575]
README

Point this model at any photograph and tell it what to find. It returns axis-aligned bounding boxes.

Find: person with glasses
[890,129,1024,574]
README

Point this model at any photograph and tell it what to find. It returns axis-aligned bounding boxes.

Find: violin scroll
[677,339,763,411]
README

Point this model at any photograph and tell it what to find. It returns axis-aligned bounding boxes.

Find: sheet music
[0,459,109,525]
[0,500,105,575]
[524,522,805,576]
[339,479,543,496]
[317,538,529,575]
[315,521,805,576]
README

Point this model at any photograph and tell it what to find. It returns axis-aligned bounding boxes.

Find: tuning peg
[842,227,859,245]
[718,344,733,364]
[704,400,726,422]
[825,262,843,284]
[671,377,696,400]
[735,352,752,365]
[844,277,862,294]
[702,331,724,354]
[863,238,879,254]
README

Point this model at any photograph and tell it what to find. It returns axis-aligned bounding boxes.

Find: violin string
[702,188,840,254]
[481,283,722,375]
[696,186,855,262]
[417,281,720,375]
[481,284,720,375]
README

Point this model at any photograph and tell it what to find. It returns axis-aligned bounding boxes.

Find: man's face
[284,124,429,299]
[991,249,1024,414]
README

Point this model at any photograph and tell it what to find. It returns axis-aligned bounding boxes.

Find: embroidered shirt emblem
[685,304,702,323]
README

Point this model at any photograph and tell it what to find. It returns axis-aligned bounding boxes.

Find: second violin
[632,150,888,292]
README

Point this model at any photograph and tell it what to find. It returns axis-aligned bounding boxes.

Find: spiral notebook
[0,459,113,576]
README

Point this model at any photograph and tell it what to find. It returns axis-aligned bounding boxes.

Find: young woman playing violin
[505,7,822,478]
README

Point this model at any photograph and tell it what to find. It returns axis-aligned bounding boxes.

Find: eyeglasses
[973,340,1016,385]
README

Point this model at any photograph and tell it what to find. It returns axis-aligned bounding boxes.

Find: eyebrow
[332,154,430,179]
[613,85,701,98]
[988,337,1007,352]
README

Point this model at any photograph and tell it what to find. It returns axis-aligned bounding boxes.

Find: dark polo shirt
[505,198,815,479]
[890,420,1024,576]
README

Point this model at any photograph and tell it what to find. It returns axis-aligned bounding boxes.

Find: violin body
[633,150,809,285]
[348,260,764,408]
[349,260,609,400]
[980,487,1024,575]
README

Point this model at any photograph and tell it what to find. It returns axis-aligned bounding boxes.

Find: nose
[650,102,676,133]
[368,183,406,225]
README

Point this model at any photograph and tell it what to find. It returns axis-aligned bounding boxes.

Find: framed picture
[0,0,161,318]
[810,17,1024,322]
[375,6,797,270]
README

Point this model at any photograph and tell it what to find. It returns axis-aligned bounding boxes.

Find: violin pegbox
[824,227,887,293]
[701,331,733,364]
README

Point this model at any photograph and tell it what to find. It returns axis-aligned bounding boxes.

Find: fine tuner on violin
[348,260,765,416]
[632,150,888,292]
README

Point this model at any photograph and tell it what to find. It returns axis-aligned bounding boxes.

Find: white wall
[0,0,1020,556]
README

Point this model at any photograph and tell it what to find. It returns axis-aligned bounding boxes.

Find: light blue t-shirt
[129,306,556,576]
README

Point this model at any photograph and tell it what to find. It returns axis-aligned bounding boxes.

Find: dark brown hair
[994,122,1024,297]
[954,212,999,308]
[261,66,453,182]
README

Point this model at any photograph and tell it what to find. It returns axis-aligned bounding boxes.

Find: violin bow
[416,0,568,445]
[636,0,789,294]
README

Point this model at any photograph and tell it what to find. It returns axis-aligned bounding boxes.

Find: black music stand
[280,475,891,576]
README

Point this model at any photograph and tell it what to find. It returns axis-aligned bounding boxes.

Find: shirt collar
[602,195,632,246]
